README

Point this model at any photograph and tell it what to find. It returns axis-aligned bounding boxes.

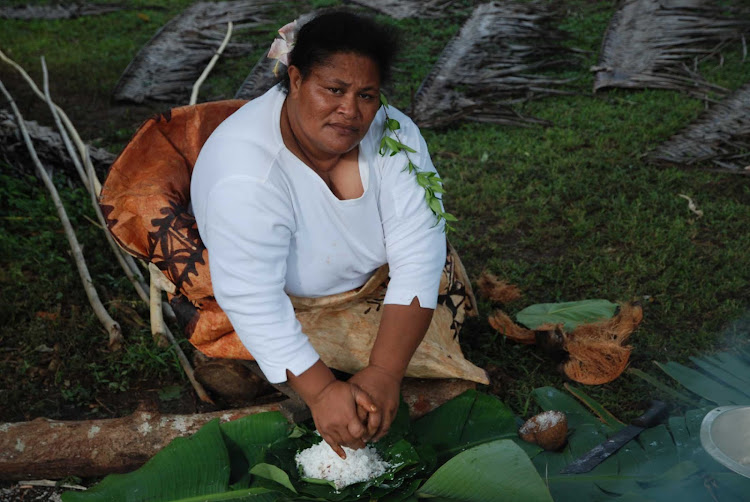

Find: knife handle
[631,400,669,428]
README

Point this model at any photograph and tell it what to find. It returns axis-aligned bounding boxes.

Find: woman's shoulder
[194,86,287,185]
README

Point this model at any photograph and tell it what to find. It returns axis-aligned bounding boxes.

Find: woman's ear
[287,65,302,96]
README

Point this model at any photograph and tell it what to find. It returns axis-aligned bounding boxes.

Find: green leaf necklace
[378,94,457,232]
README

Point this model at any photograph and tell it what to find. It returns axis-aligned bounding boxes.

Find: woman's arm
[349,296,434,440]
[351,110,447,440]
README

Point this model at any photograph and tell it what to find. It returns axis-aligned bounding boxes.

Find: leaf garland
[379,94,457,232]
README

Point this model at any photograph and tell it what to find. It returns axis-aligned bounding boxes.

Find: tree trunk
[0,403,281,481]
[0,379,475,481]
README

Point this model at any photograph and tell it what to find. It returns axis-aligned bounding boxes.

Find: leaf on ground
[516,300,618,332]
[416,440,553,502]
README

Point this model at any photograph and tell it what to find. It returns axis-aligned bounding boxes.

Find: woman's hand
[349,364,401,442]
[286,360,377,459]
[308,380,378,458]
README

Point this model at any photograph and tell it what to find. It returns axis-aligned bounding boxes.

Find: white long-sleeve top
[190,85,446,383]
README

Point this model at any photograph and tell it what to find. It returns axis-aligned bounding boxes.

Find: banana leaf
[525,348,750,501]
[410,389,519,460]
[516,300,618,331]
[415,440,553,502]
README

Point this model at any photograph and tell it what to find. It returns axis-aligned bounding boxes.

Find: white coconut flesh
[295,441,392,490]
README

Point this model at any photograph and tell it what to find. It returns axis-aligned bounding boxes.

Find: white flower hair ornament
[267,20,297,77]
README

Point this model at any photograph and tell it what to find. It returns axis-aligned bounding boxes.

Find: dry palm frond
[594,0,750,97]
[0,109,114,180]
[344,0,473,19]
[477,272,522,304]
[0,3,127,20]
[113,1,274,104]
[235,56,280,100]
[650,83,750,172]
[412,1,576,128]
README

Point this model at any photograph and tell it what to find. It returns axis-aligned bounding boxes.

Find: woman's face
[287,52,381,158]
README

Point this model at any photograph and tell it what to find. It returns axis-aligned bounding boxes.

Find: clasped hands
[308,364,401,459]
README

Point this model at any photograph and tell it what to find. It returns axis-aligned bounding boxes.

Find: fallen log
[0,379,475,481]
[0,403,282,481]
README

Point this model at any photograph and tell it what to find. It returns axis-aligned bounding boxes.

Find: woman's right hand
[286,360,377,459]
[308,380,378,458]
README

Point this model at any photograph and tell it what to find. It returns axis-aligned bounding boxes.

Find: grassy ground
[1,0,749,427]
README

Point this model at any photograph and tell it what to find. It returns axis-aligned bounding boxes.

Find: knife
[560,400,669,474]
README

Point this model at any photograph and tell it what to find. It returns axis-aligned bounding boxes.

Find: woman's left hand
[348,364,401,442]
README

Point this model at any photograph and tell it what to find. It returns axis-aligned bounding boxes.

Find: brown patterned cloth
[100,101,488,385]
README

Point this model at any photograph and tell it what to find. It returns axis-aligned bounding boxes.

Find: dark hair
[279,10,398,91]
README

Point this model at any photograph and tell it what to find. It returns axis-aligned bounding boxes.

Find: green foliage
[416,440,553,502]
[379,93,457,232]
[61,392,553,501]
[515,299,618,331]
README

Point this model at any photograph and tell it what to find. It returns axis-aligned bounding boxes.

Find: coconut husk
[113,1,274,104]
[594,0,750,97]
[488,302,643,384]
[476,272,522,304]
[568,303,643,343]
[562,338,632,385]
[488,309,535,344]
[650,83,750,172]
[411,1,576,129]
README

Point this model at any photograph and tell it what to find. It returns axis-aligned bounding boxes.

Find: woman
[190,11,446,458]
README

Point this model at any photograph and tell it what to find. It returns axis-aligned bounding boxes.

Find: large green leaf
[416,440,553,501]
[219,412,292,484]
[62,419,232,502]
[516,299,618,331]
[656,361,749,405]
[411,390,518,460]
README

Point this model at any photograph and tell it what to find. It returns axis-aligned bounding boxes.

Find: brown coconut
[519,410,568,451]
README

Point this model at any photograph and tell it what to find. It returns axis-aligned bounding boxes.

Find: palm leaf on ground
[594,0,750,97]
[411,1,577,128]
[650,83,750,172]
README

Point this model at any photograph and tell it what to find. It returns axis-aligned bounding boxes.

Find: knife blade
[560,400,669,474]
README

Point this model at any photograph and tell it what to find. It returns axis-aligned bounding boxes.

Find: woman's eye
[360,93,374,100]
[328,88,342,94]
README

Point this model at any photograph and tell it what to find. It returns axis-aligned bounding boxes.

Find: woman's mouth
[329,123,358,135]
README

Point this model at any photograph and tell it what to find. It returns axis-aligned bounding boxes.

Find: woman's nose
[338,93,358,118]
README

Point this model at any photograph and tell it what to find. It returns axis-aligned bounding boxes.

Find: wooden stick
[149,263,172,348]
[0,79,124,350]
[148,263,212,403]
[189,21,233,105]
[0,49,101,194]
[40,57,151,308]
[37,56,89,190]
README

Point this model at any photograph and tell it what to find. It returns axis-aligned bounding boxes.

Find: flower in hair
[268,20,297,76]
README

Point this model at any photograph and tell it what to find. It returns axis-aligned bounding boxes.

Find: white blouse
[190,85,446,383]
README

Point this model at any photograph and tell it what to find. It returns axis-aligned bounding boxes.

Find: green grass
[1,0,749,424]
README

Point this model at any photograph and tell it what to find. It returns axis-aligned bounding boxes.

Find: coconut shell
[519,410,568,451]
